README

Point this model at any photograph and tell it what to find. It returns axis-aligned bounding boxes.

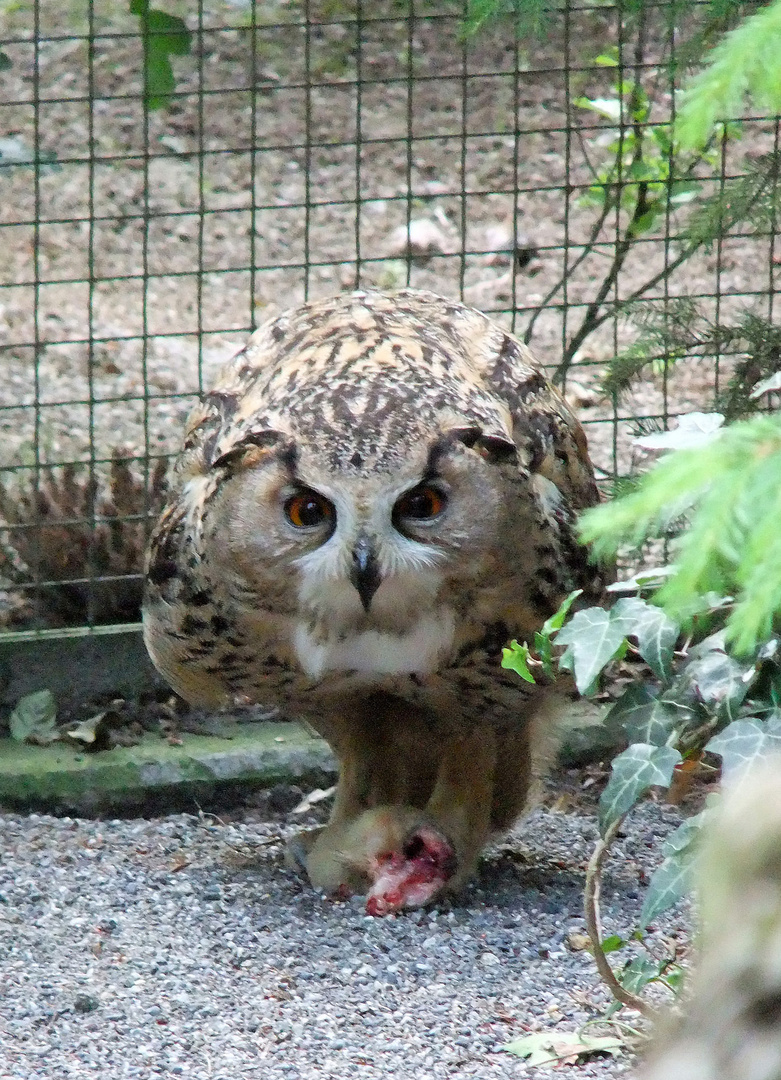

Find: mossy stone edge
[0,721,337,815]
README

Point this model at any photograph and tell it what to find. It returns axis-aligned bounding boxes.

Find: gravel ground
[0,793,688,1079]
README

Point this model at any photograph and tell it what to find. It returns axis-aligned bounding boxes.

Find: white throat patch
[293,607,455,680]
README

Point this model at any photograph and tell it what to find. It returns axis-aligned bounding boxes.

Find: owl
[142,289,609,914]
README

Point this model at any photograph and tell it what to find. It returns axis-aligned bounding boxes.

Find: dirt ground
[0,0,778,625]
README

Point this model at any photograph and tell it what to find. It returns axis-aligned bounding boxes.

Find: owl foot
[298,806,457,910]
[364,823,456,916]
[284,826,324,877]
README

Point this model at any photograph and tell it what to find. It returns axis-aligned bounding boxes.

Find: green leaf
[599,743,682,835]
[682,640,752,722]
[639,812,708,928]
[9,690,58,745]
[501,640,536,683]
[627,160,657,183]
[619,954,666,995]
[629,208,661,236]
[144,45,176,108]
[604,682,657,738]
[541,589,582,637]
[603,684,684,746]
[650,125,672,154]
[574,96,623,122]
[669,186,701,207]
[606,566,677,594]
[677,0,781,148]
[664,966,685,992]
[556,607,633,694]
[145,10,191,55]
[462,0,548,38]
[129,1,192,111]
[613,597,680,680]
[705,715,781,781]
[0,51,12,72]
[579,415,781,654]
[601,934,627,954]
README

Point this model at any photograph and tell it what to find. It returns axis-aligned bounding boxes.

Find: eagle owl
[143,289,608,914]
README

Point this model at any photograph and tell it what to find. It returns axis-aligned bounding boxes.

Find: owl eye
[284,489,335,530]
[395,484,447,521]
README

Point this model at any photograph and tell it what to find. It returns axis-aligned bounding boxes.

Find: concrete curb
[0,721,337,815]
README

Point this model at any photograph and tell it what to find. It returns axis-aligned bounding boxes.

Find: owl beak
[351,534,382,612]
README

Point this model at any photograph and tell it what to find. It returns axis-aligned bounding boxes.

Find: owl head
[196,409,523,675]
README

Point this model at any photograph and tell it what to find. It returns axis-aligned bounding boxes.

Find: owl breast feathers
[143,288,610,913]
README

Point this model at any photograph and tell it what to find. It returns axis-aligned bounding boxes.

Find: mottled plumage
[143,288,609,912]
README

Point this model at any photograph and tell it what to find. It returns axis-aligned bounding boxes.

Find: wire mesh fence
[0,0,779,636]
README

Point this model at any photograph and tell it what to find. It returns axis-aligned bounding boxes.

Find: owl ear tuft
[475,434,517,463]
[210,429,284,470]
[450,427,516,463]
[450,426,482,449]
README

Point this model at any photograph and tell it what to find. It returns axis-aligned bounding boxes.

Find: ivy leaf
[0,51,12,71]
[502,1030,623,1066]
[683,639,753,721]
[619,954,667,995]
[603,684,683,746]
[556,607,632,693]
[639,812,708,928]
[613,597,680,680]
[501,640,536,683]
[9,690,59,745]
[606,565,677,594]
[750,371,781,399]
[599,743,682,835]
[130,1,192,110]
[541,589,582,637]
[705,715,781,781]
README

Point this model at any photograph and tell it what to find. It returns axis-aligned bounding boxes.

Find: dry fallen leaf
[291,786,337,815]
[502,1030,624,1067]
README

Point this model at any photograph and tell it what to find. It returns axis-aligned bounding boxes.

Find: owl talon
[284,827,324,877]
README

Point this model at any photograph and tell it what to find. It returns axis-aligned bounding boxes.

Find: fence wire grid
[0,0,779,637]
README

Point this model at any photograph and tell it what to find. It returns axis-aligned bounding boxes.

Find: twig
[523,192,616,347]
[554,151,774,382]
[584,816,660,1021]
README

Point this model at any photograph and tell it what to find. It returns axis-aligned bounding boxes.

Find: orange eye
[284,489,334,529]
[395,484,447,521]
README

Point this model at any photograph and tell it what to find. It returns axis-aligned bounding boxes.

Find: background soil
[2,1,776,494]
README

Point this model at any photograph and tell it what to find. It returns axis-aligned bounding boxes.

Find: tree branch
[584,816,660,1021]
